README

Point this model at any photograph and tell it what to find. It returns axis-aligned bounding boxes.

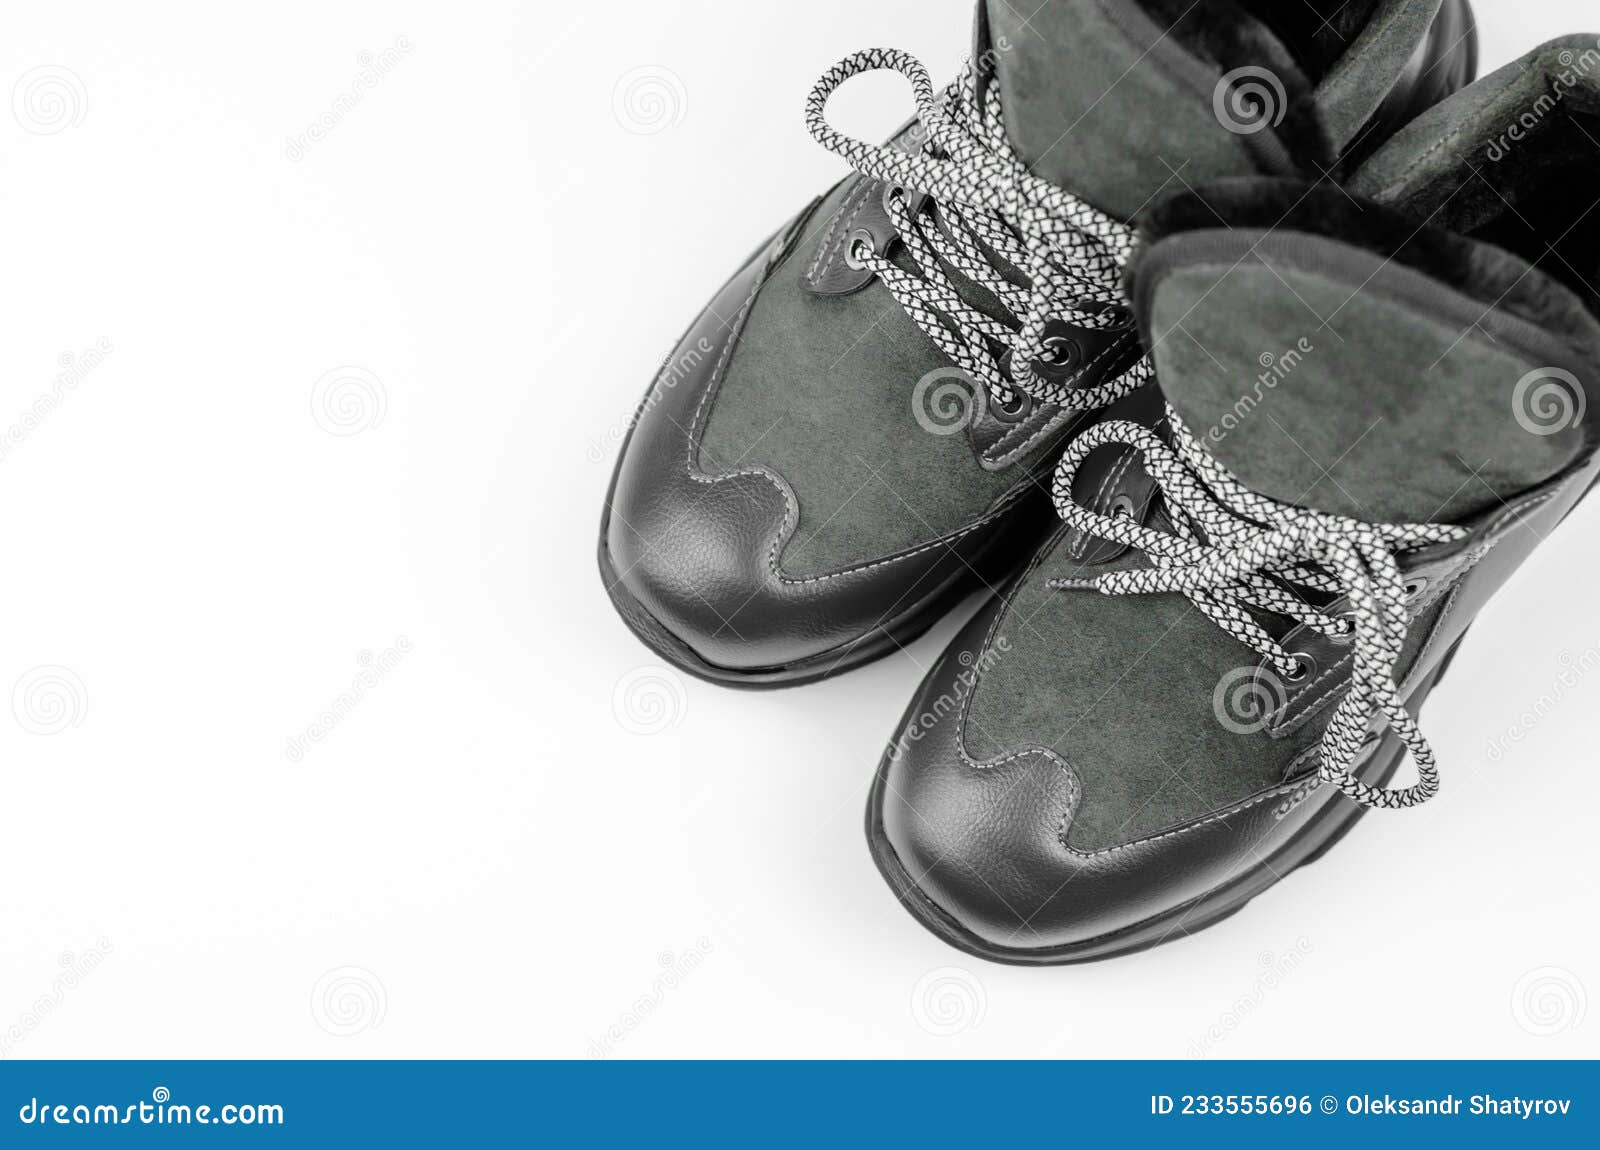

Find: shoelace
[805,49,1153,411]
[1048,410,1468,810]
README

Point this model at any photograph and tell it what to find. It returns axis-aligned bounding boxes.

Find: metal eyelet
[989,389,1032,423]
[1328,613,1357,645]
[1402,575,1430,603]
[843,229,876,271]
[1107,494,1137,521]
[1282,652,1317,684]
[1104,306,1137,331]
[1037,335,1081,373]
[884,183,931,220]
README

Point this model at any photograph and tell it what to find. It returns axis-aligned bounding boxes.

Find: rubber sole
[866,638,1465,965]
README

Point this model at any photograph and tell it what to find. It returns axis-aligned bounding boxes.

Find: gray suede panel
[963,533,1317,849]
[698,180,1028,577]
[1314,0,1445,153]
[1351,35,1600,223]
[987,0,1297,219]
[1146,259,1586,525]
[964,523,1451,851]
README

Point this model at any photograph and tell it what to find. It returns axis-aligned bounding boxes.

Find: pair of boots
[601,0,1599,964]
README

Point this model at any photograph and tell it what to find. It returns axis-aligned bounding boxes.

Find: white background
[2,0,1595,1058]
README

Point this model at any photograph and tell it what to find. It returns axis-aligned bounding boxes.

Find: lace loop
[805,49,1151,409]
[1050,408,1467,810]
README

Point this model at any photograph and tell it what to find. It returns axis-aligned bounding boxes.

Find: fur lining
[1138,179,1600,355]
[1240,0,1385,79]
[1136,0,1333,170]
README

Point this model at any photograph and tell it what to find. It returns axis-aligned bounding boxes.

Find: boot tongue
[983,0,1313,219]
[1128,188,1600,526]
[981,0,1452,220]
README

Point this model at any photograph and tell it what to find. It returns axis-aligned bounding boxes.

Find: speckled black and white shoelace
[1048,410,1468,810]
[806,49,1153,411]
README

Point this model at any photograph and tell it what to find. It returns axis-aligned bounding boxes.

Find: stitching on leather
[1069,444,1137,560]
[686,274,765,465]
[1067,780,1310,859]
[805,178,873,288]
[683,225,1039,587]
[931,520,1303,856]
[1281,743,1321,782]
[804,180,855,284]
[960,743,1084,842]
[1272,574,1453,735]
[1274,649,1357,731]
[982,398,1055,461]
[774,485,1036,585]
[945,525,1087,814]
[1266,487,1563,735]
[1411,581,1464,678]
[1063,412,1164,562]
[983,329,1138,464]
